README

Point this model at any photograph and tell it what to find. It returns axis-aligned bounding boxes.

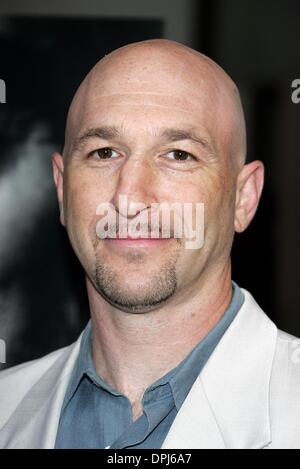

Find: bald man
[0,39,300,450]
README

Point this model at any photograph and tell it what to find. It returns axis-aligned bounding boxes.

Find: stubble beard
[93,248,180,313]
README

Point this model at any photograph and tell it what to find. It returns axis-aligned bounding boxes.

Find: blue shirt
[55,281,244,449]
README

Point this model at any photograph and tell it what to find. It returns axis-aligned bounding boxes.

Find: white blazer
[1,288,300,449]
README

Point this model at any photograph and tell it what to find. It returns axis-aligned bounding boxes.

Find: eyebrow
[160,128,214,153]
[72,125,214,155]
[72,126,120,153]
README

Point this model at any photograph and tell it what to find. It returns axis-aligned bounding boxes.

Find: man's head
[52,39,264,313]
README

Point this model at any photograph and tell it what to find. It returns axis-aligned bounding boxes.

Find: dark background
[0,0,299,369]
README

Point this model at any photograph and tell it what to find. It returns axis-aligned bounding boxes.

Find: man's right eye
[89,147,119,159]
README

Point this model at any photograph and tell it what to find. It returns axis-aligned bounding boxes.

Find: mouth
[104,235,173,249]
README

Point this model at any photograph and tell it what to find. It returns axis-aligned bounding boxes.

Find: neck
[87,262,233,412]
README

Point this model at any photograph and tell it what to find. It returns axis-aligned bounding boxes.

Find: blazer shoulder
[274,328,300,377]
[276,328,300,342]
[0,344,71,381]
[267,328,300,447]
[0,343,75,430]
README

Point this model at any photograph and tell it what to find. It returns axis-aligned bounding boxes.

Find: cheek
[180,171,235,241]
[204,174,237,245]
[168,171,225,212]
[63,170,111,246]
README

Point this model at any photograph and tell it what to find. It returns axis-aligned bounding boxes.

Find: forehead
[67,96,222,162]
[68,88,224,150]
[81,90,216,122]
[65,49,237,154]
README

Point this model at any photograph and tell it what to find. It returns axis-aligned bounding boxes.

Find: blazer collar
[162,289,278,449]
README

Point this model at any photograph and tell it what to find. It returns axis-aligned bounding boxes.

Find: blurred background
[0,0,299,369]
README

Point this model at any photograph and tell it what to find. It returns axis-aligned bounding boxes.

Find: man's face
[57,46,240,313]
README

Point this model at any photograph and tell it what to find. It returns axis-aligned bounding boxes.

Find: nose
[111,154,158,219]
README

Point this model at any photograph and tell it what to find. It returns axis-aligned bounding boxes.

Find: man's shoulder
[0,342,76,430]
[276,328,300,342]
[274,327,300,378]
[0,344,71,382]
[241,288,300,377]
[267,328,300,447]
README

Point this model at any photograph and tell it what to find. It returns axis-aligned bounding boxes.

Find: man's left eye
[165,150,196,161]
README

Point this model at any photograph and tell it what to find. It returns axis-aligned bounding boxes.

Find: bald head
[64,39,246,170]
[53,40,264,316]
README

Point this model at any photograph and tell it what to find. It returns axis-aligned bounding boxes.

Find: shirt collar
[61,281,244,414]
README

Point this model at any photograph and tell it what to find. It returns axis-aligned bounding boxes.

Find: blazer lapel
[162,289,277,449]
[162,376,226,448]
[0,334,82,448]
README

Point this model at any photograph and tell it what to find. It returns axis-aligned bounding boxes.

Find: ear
[234,160,264,233]
[52,152,65,226]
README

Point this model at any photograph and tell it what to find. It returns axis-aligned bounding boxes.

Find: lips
[104,235,173,250]
[106,233,170,240]
[115,235,165,240]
